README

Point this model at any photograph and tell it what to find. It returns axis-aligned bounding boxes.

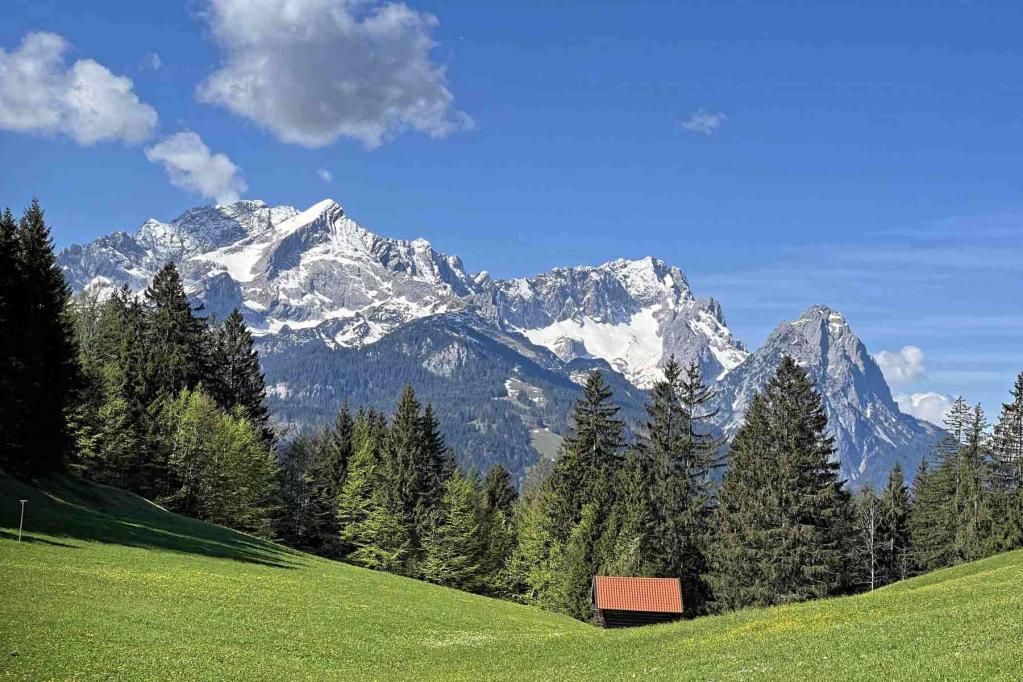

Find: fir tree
[506,487,560,608]
[421,469,485,590]
[599,450,657,577]
[0,207,24,471]
[419,402,455,518]
[142,263,208,402]
[478,463,519,594]
[338,414,410,572]
[546,371,625,543]
[709,357,851,610]
[556,501,604,621]
[879,463,912,582]
[993,373,1023,547]
[641,356,721,613]
[482,464,517,518]
[275,436,319,550]
[211,309,272,445]
[385,385,426,554]
[955,404,993,562]
[301,402,357,557]
[909,456,956,572]
[11,200,81,474]
[707,393,776,611]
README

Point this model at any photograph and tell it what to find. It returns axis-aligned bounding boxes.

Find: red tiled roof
[593,576,684,614]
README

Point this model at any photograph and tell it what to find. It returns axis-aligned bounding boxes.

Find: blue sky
[1,0,1021,421]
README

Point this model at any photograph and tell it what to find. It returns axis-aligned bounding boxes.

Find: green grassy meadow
[1,473,1021,680]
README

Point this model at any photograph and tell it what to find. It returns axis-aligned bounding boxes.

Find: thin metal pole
[18,500,26,542]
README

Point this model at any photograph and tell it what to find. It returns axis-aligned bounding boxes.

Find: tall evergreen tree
[482,465,517,518]
[479,464,518,596]
[506,487,560,608]
[419,402,455,513]
[599,450,657,577]
[546,371,625,542]
[11,200,81,474]
[0,207,24,472]
[304,402,357,557]
[557,500,605,622]
[338,416,409,572]
[641,356,721,613]
[709,357,851,611]
[142,262,207,402]
[879,463,912,582]
[909,456,955,572]
[955,404,994,562]
[421,469,485,590]
[993,373,1023,547]
[384,385,429,564]
[211,309,272,445]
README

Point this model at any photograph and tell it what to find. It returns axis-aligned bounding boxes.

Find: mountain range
[59,198,942,486]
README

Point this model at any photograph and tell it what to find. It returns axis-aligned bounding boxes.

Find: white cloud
[145,132,247,204]
[317,168,333,183]
[140,52,162,71]
[0,32,157,145]
[875,345,927,387]
[680,108,726,135]
[196,0,473,149]
[895,392,954,426]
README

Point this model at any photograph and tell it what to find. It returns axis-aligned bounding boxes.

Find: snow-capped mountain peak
[58,198,941,486]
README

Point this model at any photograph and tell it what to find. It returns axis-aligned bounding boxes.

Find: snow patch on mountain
[522,305,665,387]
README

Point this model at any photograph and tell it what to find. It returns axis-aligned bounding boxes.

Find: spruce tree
[954,404,999,562]
[275,436,319,550]
[419,402,455,513]
[909,456,956,572]
[599,450,657,577]
[707,393,776,611]
[557,500,604,621]
[709,357,851,610]
[994,373,1023,488]
[506,487,560,608]
[546,370,625,543]
[338,420,409,572]
[482,465,517,517]
[142,262,208,402]
[879,463,911,582]
[0,207,24,472]
[993,373,1023,547]
[211,309,272,445]
[383,385,429,564]
[479,464,518,596]
[12,200,81,474]
[421,469,485,590]
[642,356,721,613]
[305,402,357,557]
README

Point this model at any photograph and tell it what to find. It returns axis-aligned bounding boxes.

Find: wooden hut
[592,576,684,628]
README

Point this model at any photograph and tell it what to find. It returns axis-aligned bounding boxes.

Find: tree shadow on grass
[0,530,78,548]
[0,473,303,569]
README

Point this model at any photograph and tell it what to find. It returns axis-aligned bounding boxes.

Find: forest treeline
[1,200,1022,622]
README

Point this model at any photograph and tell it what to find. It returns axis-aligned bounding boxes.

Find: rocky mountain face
[473,257,748,387]
[710,305,943,486]
[59,198,941,485]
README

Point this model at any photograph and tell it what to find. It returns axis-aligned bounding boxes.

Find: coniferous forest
[2,201,1022,623]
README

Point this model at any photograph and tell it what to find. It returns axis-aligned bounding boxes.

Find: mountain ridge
[58,197,941,485]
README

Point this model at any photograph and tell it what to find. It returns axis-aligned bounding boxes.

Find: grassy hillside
[1,473,1021,680]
